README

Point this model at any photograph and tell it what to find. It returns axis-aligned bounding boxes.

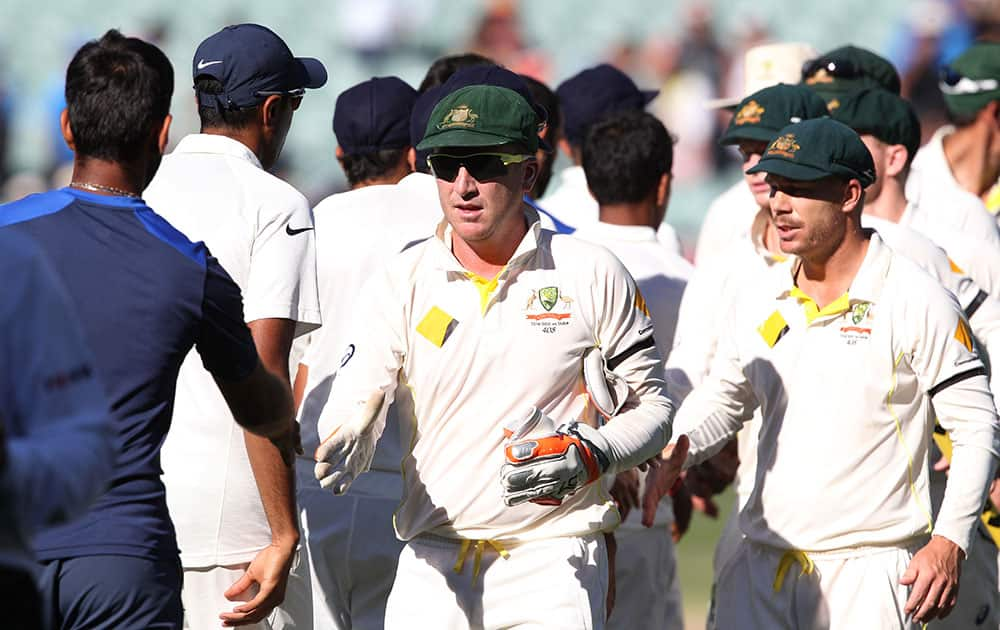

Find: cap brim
[746,157,831,180]
[718,125,781,146]
[704,95,742,110]
[295,57,327,89]
[642,89,660,105]
[417,128,537,152]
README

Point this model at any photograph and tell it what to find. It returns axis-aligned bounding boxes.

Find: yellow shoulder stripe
[758,310,789,348]
[417,306,457,347]
[954,318,974,352]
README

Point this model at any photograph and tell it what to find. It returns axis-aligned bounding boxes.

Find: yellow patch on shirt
[758,310,790,348]
[635,288,650,317]
[417,306,457,347]
[954,318,974,352]
[949,258,964,275]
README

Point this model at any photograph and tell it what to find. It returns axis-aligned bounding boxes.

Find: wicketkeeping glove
[501,409,612,507]
[314,390,385,495]
[582,346,629,421]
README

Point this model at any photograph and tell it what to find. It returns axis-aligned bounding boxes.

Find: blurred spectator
[468,0,550,79]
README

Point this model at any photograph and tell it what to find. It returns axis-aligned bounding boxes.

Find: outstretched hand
[641,435,689,528]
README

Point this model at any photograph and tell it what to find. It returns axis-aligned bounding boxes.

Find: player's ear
[260,94,283,129]
[407,147,417,171]
[521,160,540,193]
[884,144,908,179]
[842,179,863,214]
[60,108,76,152]
[156,114,173,154]
[656,172,672,207]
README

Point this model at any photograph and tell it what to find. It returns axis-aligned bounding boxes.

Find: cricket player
[909,42,1000,225]
[143,23,324,629]
[694,42,817,265]
[0,231,112,629]
[575,109,690,629]
[542,64,680,251]
[290,75,435,630]
[0,30,296,629]
[314,84,678,629]
[656,117,1000,629]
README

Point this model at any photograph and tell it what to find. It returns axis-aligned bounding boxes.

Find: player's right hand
[314,390,385,494]
[640,435,689,528]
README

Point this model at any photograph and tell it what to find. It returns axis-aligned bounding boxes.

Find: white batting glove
[314,390,385,495]
[501,411,611,507]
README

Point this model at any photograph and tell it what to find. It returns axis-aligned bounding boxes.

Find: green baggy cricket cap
[940,41,1000,117]
[417,84,540,152]
[830,87,921,159]
[801,45,901,110]
[747,118,875,187]
[719,83,829,145]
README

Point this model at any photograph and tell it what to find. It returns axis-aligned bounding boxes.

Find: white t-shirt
[144,133,322,567]
[298,179,441,471]
[540,165,682,254]
[318,214,673,543]
[674,234,999,554]
[693,178,758,266]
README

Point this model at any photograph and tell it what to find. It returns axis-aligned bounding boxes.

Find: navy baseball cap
[193,24,327,110]
[410,85,446,171]
[557,64,658,145]
[334,76,417,154]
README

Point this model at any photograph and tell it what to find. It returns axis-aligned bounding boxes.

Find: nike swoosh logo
[286,225,314,236]
[197,59,223,70]
[639,325,654,335]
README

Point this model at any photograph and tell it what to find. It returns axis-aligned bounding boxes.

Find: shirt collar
[575,220,658,243]
[776,230,890,305]
[431,206,543,273]
[172,134,262,169]
[61,186,147,208]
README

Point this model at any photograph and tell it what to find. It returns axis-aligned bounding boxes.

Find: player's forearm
[597,394,674,475]
[933,374,1000,553]
[245,432,300,546]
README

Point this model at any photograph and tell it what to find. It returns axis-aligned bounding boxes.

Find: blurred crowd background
[2,0,1000,256]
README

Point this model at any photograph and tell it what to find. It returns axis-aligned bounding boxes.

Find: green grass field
[675,489,736,629]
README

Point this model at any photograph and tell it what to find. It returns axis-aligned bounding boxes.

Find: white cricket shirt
[317,212,673,543]
[144,133,322,567]
[298,181,441,469]
[674,234,1000,553]
[693,178,758,266]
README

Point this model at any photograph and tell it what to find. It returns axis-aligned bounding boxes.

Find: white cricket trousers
[607,524,683,630]
[384,532,608,630]
[713,540,923,630]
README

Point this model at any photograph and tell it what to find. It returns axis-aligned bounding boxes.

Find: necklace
[70,181,141,198]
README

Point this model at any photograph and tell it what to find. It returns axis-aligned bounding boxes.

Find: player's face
[433,146,538,246]
[738,140,771,209]
[766,174,851,261]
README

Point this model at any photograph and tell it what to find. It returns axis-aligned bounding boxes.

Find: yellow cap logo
[826,98,841,111]
[805,68,835,85]
[767,133,801,159]
[734,100,765,125]
[438,105,479,130]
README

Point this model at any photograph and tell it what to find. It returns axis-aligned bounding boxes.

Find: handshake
[500,407,611,507]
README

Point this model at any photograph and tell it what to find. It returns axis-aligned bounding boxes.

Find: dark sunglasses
[801,57,861,82]
[255,88,305,110]
[427,152,532,182]
[939,66,999,95]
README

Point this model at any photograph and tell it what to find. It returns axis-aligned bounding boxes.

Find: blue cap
[334,76,417,154]
[556,64,658,145]
[440,64,551,151]
[410,85,446,171]
[193,24,327,110]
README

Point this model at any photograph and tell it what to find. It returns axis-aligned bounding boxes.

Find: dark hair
[519,74,561,147]
[195,77,259,130]
[582,110,673,205]
[418,53,494,93]
[65,29,174,162]
[340,148,408,187]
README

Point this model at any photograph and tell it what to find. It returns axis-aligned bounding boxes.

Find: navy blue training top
[0,187,259,562]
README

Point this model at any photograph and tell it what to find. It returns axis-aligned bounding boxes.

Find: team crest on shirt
[840,302,873,344]
[525,286,573,333]
[734,100,765,125]
[438,105,479,130]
